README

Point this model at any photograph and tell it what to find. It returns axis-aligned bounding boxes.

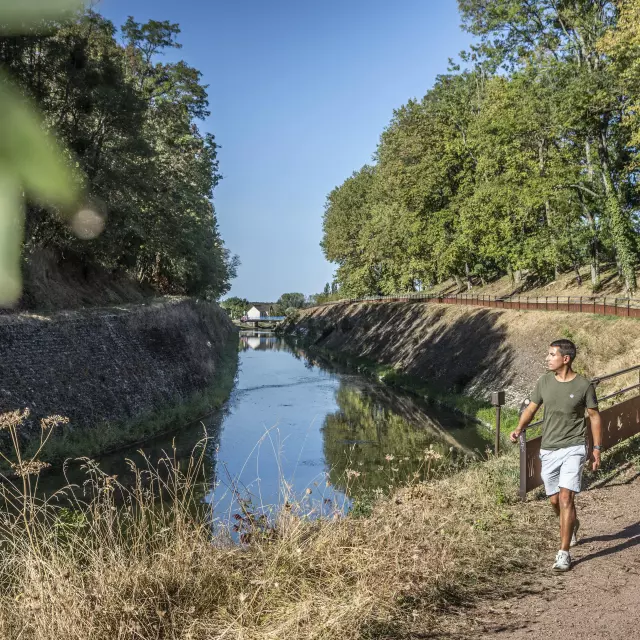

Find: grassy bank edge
[21,336,239,468]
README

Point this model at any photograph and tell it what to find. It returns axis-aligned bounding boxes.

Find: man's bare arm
[588,407,602,471]
[509,401,540,443]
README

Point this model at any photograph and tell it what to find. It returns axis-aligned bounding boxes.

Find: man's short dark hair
[550,339,577,363]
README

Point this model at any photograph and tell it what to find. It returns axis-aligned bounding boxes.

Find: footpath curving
[470,467,640,639]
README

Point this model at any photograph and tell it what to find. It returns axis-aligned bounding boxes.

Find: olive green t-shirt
[530,372,598,451]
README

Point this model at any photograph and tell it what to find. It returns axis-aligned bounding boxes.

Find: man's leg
[549,492,560,517]
[558,487,576,552]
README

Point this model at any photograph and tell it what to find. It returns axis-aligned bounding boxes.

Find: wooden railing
[310,293,640,319]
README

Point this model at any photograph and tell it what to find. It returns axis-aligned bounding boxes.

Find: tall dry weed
[0,409,555,639]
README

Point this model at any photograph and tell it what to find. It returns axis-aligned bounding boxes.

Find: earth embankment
[285,301,640,406]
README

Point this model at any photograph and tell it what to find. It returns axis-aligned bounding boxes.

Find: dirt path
[467,467,640,639]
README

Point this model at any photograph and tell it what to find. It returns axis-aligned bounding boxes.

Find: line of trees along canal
[0,9,237,301]
[322,0,640,297]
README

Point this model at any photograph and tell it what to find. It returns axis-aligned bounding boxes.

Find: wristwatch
[593,445,602,451]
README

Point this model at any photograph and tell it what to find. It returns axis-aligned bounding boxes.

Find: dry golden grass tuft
[0,410,556,640]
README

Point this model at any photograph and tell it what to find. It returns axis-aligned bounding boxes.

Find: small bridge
[240,316,286,327]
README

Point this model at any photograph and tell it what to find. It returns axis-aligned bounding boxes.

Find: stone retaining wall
[0,298,236,437]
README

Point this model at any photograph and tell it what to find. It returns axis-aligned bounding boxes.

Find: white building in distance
[246,303,275,319]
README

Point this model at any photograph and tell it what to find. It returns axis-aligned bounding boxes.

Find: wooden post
[495,405,501,454]
[491,391,505,455]
[519,431,528,501]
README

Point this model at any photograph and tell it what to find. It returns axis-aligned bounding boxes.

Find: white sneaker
[570,518,580,548]
[552,550,571,572]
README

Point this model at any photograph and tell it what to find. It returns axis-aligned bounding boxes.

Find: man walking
[510,339,602,571]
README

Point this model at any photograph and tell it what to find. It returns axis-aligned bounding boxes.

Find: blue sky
[98,0,472,302]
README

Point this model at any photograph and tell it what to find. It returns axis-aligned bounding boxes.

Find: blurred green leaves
[0,0,81,33]
[0,0,83,306]
[0,77,79,206]
[0,173,22,304]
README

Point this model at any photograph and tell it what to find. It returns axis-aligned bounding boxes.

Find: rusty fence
[312,293,640,319]
[517,364,640,500]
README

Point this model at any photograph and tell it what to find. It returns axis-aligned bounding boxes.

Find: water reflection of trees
[322,383,492,497]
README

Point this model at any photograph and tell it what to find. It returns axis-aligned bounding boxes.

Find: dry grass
[0,411,556,640]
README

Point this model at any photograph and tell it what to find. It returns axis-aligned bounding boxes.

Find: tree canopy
[322,0,640,296]
[0,9,237,302]
[277,292,306,310]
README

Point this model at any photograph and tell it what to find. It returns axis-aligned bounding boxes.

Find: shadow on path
[573,520,640,567]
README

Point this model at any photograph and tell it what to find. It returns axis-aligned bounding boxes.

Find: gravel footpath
[467,466,640,639]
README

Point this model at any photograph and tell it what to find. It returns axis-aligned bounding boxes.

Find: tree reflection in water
[322,381,492,497]
[241,333,494,499]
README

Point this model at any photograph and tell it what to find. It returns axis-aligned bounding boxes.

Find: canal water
[40,331,494,520]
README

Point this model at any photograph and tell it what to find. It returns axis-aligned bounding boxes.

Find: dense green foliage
[220,296,249,320]
[307,282,340,306]
[276,292,306,311]
[322,0,640,296]
[0,9,237,301]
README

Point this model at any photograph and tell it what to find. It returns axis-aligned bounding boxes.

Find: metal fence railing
[517,364,640,499]
[309,292,640,319]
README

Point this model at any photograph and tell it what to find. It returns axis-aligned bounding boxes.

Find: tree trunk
[590,257,600,291]
[577,188,600,291]
[598,133,637,294]
[573,262,583,286]
[465,262,473,290]
[539,141,560,279]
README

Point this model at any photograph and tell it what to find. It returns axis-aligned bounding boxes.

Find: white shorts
[539,444,587,496]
